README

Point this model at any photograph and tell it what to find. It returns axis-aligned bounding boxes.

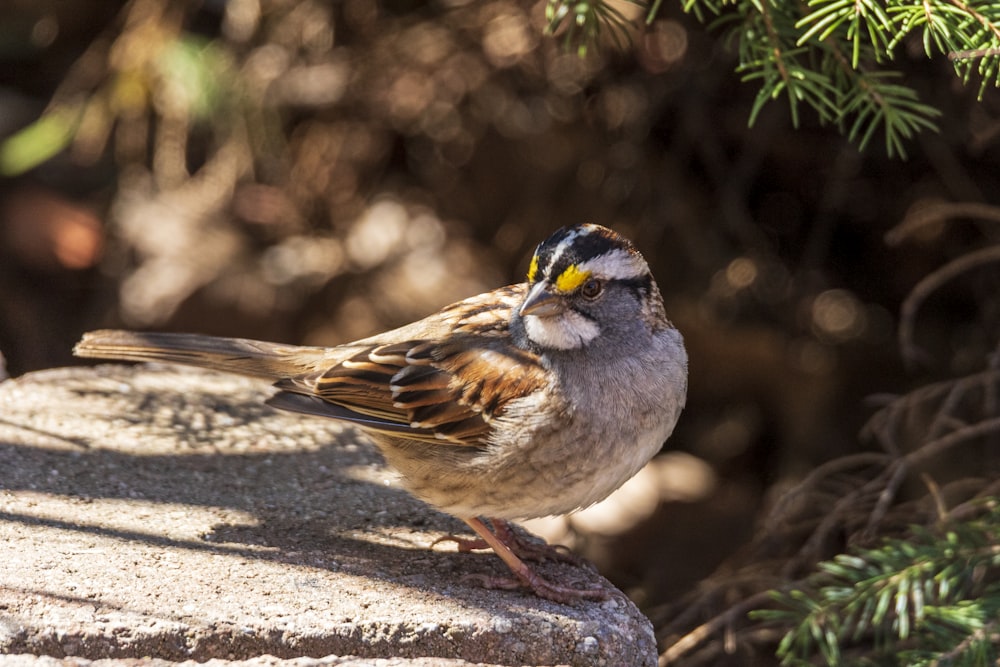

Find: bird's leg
[489,518,591,569]
[433,519,586,567]
[456,517,609,603]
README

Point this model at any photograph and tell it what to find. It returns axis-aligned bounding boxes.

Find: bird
[74,223,688,603]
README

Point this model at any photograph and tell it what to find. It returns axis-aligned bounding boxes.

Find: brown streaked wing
[300,337,546,446]
[389,338,547,443]
[310,348,409,423]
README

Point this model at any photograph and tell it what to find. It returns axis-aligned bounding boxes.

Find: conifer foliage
[759,507,1000,666]
[657,206,1000,665]
[546,0,1000,156]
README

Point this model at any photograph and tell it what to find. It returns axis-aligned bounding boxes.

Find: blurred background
[2,0,999,661]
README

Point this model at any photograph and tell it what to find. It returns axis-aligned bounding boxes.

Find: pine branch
[544,0,641,55]
[693,0,946,157]
[758,505,1000,666]
[543,0,1000,157]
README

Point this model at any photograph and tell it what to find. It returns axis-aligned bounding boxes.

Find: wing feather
[271,287,547,446]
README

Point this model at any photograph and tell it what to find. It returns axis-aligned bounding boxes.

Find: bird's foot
[488,519,591,569]
[431,533,490,553]
[433,519,588,567]
[447,516,609,603]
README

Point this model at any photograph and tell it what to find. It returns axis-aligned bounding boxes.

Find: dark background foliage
[2,0,999,662]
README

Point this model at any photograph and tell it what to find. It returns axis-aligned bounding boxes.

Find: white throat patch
[524,310,600,350]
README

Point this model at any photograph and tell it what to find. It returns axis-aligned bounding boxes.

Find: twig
[947,487,1000,522]
[898,245,1000,367]
[654,565,787,640]
[862,371,1000,445]
[765,452,891,534]
[659,588,784,665]
[921,473,949,522]
[930,618,1000,666]
[885,201,1000,246]
[905,416,1000,467]
[927,378,974,440]
[790,472,882,570]
[862,459,908,537]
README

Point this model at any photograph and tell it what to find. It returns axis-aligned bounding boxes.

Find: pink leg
[489,519,591,569]
[454,517,610,603]
[434,519,588,567]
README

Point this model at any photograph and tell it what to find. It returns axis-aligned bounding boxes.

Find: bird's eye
[580,278,603,299]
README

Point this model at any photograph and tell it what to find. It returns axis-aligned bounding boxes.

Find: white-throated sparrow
[74,223,688,602]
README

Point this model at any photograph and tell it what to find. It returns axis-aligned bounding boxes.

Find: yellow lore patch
[555,264,591,293]
[527,254,539,283]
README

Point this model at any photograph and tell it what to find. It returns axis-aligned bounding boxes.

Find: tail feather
[73,330,331,380]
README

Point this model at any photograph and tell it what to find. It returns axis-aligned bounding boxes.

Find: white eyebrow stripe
[545,226,589,276]
[578,248,647,280]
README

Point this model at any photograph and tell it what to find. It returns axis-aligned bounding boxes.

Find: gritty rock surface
[0,364,657,666]
[0,657,501,666]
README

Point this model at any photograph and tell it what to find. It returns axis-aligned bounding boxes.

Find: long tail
[74,330,331,380]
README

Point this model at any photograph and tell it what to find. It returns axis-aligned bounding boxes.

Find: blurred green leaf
[0,105,81,176]
[156,36,232,119]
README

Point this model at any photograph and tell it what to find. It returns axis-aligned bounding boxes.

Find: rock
[0,365,657,666]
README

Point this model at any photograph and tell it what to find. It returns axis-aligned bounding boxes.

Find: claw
[446,516,610,603]
[489,519,593,570]
[434,519,587,564]
[431,534,490,553]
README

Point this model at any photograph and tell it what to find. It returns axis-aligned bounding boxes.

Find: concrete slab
[0,365,656,666]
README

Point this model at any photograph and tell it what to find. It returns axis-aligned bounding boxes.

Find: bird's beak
[519,281,566,317]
